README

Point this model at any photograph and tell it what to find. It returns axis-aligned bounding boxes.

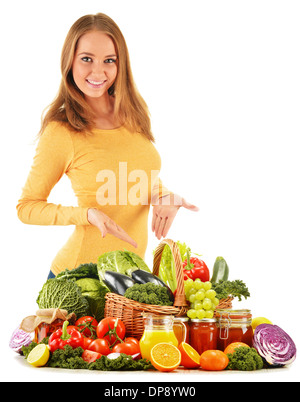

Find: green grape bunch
[184,278,219,320]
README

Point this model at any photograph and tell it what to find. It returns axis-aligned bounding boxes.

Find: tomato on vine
[75,316,98,338]
[96,317,126,345]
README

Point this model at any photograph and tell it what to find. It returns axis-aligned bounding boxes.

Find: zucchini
[211,256,229,283]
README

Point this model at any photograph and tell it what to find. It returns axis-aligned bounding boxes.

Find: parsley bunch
[212,279,250,301]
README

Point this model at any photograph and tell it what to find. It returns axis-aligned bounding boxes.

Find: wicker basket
[104,239,189,339]
[216,297,233,310]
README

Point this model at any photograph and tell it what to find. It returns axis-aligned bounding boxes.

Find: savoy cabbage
[36,278,89,318]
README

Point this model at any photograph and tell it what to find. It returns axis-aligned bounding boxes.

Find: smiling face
[72,30,118,100]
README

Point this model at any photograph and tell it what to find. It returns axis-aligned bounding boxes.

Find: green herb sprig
[212,279,250,301]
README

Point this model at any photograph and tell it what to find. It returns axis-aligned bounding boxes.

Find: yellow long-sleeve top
[17,122,168,275]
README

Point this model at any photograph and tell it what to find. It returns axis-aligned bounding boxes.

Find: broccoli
[226,347,264,371]
[124,283,173,306]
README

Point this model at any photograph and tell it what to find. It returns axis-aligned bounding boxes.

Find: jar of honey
[173,317,190,344]
[215,309,253,351]
[189,319,218,355]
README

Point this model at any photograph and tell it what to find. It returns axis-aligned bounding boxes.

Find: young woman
[17,13,198,278]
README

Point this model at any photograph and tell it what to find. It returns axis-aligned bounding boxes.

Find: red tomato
[125,337,140,347]
[96,317,126,345]
[75,316,98,338]
[82,349,102,363]
[88,338,111,355]
[200,350,229,371]
[82,337,93,350]
[112,339,140,355]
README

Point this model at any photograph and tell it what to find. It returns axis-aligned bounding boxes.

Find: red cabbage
[253,324,296,366]
[9,326,34,354]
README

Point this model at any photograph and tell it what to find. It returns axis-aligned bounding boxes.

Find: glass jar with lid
[34,319,64,343]
[215,309,253,351]
[189,318,218,355]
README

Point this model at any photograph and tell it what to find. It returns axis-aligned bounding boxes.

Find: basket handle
[153,239,188,308]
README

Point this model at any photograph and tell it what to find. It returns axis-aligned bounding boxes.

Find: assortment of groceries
[9,240,297,372]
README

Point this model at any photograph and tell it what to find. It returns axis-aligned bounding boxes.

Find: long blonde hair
[39,13,154,141]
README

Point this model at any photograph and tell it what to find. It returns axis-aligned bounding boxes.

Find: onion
[131,353,141,360]
[253,324,297,366]
[106,352,141,360]
[9,326,34,354]
[106,353,121,360]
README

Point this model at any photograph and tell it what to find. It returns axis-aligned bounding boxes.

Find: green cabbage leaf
[36,278,89,318]
[97,250,151,279]
[56,263,109,321]
[75,277,109,322]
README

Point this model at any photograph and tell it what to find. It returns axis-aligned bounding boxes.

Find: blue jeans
[47,270,56,279]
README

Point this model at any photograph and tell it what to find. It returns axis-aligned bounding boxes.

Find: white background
[1,0,299,382]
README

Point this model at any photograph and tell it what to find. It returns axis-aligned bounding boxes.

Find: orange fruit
[224,342,250,355]
[200,350,229,371]
[178,342,201,369]
[150,343,181,372]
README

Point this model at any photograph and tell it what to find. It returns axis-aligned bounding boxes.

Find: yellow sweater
[17,122,168,275]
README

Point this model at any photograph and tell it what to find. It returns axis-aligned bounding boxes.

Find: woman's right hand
[87,208,138,248]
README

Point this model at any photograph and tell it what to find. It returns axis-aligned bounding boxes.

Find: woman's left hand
[152,194,199,240]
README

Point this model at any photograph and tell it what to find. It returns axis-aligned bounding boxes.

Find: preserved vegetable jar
[173,317,190,344]
[215,309,253,351]
[189,319,218,355]
[35,319,64,343]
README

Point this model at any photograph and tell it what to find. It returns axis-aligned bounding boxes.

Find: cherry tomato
[200,350,229,371]
[96,317,126,345]
[75,316,98,338]
[88,338,111,355]
[82,349,102,363]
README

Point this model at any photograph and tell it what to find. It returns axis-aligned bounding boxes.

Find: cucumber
[211,257,229,283]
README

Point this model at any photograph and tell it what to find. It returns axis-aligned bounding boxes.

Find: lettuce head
[97,250,151,280]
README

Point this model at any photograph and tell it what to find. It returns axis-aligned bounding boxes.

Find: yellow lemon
[251,317,273,332]
[27,344,50,367]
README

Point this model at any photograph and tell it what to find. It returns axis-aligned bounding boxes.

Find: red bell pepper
[48,320,83,352]
[183,248,210,282]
